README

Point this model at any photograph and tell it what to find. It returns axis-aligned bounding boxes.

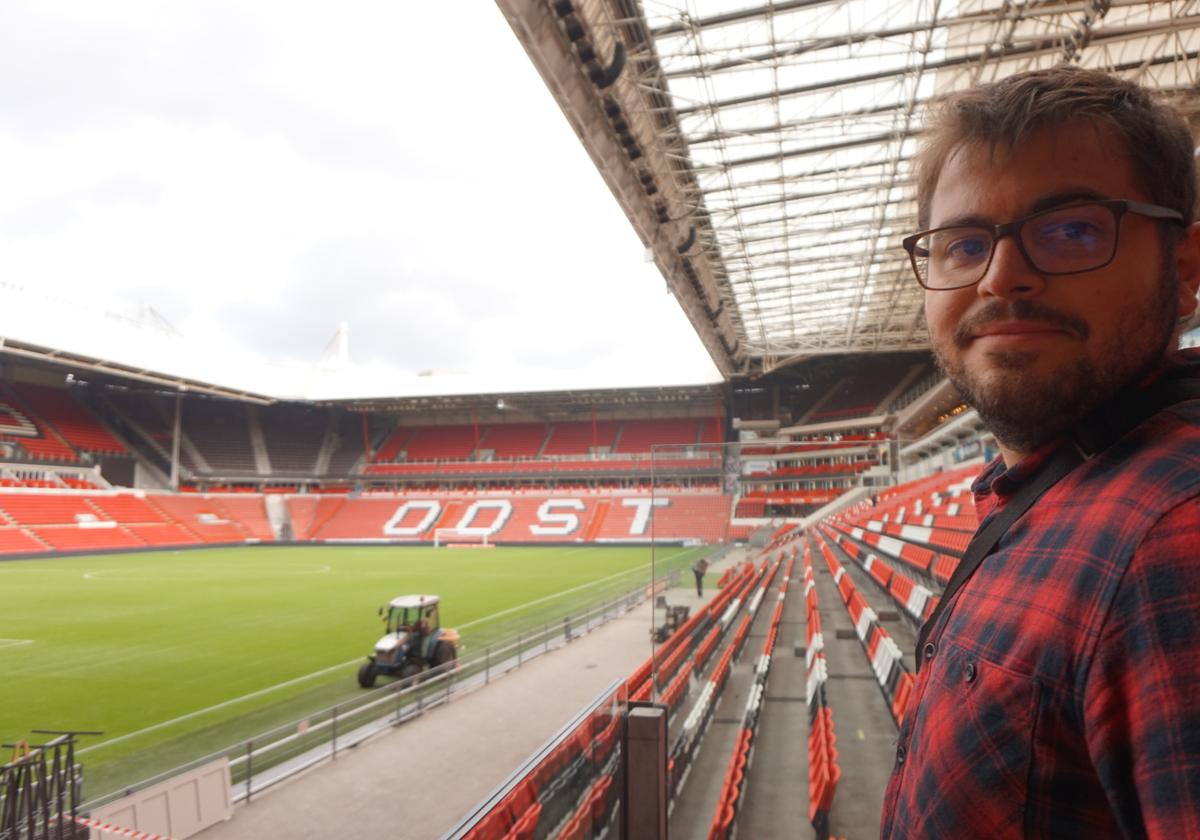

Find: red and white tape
[68,815,176,840]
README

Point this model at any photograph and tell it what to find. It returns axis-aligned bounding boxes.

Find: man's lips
[952,303,1089,348]
[971,320,1074,340]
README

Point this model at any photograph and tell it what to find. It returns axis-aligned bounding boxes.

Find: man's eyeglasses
[902,199,1185,291]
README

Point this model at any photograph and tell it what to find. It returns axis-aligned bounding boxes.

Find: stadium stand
[325,412,370,475]
[0,385,78,462]
[212,496,275,541]
[86,495,167,524]
[125,523,203,548]
[369,425,412,464]
[803,543,840,836]
[0,528,49,553]
[0,494,97,526]
[286,496,320,540]
[397,425,478,462]
[145,495,259,543]
[9,383,127,456]
[477,422,549,458]
[732,497,765,518]
[806,369,896,422]
[259,404,328,474]
[774,355,928,428]
[0,464,105,490]
[708,553,790,839]
[818,525,937,625]
[302,490,731,544]
[182,401,257,474]
[811,529,913,728]
[32,524,143,552]
[887,363,940,412]
[0,489,286,554]
[541,421,620,455]
[97,392,178,474]
[614,418,702,453]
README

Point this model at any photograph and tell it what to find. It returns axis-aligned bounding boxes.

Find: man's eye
[1038,221,1102,245]
[944,237,989,260]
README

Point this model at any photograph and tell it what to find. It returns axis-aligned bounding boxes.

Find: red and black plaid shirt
[881,349,1200,839]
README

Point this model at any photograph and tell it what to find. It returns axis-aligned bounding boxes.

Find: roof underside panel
[499,0,1200,376]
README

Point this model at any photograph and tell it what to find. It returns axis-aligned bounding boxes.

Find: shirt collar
[971,442,1058,518]
[968,347,1200,514]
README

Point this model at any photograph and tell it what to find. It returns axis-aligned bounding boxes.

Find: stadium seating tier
[10,383,127,456]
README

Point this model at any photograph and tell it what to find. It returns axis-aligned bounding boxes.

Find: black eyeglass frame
[901,199,1185,291]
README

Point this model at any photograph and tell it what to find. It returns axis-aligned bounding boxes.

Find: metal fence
[1,731,90,840]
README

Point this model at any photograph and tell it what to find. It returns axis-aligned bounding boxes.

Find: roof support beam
[713,131,915,172]
[650,0,842,38]
[677,38,1200,117]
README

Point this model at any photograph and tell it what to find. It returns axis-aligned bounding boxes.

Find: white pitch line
[83,564,331,582]
[79,547,696,754]
[0,638,34,650]
[456,547,691,630]
[78,656,363,755]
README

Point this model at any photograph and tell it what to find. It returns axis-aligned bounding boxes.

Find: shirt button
[964,662,977,683]
[896,745,906,766]
[922,642,936,661]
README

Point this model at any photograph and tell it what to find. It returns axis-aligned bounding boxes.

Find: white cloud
[0,1,721,398]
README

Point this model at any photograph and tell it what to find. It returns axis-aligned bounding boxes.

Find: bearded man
[881,66,1200,839]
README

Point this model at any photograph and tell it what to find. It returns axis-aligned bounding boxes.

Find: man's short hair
[915,65,1197,230]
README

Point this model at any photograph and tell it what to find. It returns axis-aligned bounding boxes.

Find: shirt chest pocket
[917,641,1041,836]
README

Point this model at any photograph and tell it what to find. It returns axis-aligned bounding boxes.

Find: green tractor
[357,594,460,688]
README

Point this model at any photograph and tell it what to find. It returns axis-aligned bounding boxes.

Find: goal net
[433,528,494,549]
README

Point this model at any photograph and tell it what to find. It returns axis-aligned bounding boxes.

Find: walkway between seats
[672,552,801,840]
[810,534,904,840]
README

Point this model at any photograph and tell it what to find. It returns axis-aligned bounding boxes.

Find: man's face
[923,121,1199,458]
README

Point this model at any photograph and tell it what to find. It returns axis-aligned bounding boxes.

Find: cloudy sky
[0,1,721,398]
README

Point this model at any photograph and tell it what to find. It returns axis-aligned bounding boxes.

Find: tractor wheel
[432,640,457,671]
[357,661,377,689]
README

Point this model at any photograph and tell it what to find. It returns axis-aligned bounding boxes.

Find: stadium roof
[0,335,273,404]
[498,0,1200,378]
[320,382,725,416]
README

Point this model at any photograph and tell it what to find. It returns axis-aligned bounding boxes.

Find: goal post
[433,528,494,549]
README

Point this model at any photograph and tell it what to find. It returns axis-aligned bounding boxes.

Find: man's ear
[1174,221,1200,319]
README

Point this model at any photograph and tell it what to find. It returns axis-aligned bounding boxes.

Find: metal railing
[1,731,93,840]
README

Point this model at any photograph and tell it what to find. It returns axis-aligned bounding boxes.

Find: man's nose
[975,236,1047,299]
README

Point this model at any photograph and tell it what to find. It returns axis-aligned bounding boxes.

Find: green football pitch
[0,543,708,795]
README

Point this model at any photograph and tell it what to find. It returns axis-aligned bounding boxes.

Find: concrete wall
[90,758,231,840]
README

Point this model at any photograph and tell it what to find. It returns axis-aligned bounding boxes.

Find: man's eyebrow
[1025,189,1110,215]
[931,189,1112,229]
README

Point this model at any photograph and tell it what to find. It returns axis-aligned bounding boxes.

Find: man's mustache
[952,300,1090,347]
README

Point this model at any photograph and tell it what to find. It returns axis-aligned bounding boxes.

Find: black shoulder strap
[914,376,1200,670]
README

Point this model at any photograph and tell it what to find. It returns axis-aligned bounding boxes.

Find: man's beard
[931,264,1178,457]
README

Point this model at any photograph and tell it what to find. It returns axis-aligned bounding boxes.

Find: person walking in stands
[881,66,1200,839]
[692,556,708,597]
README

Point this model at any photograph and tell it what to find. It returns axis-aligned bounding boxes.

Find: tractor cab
[383,595,441,637]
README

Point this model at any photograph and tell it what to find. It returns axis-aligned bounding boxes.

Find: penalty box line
[80,547,694,755]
